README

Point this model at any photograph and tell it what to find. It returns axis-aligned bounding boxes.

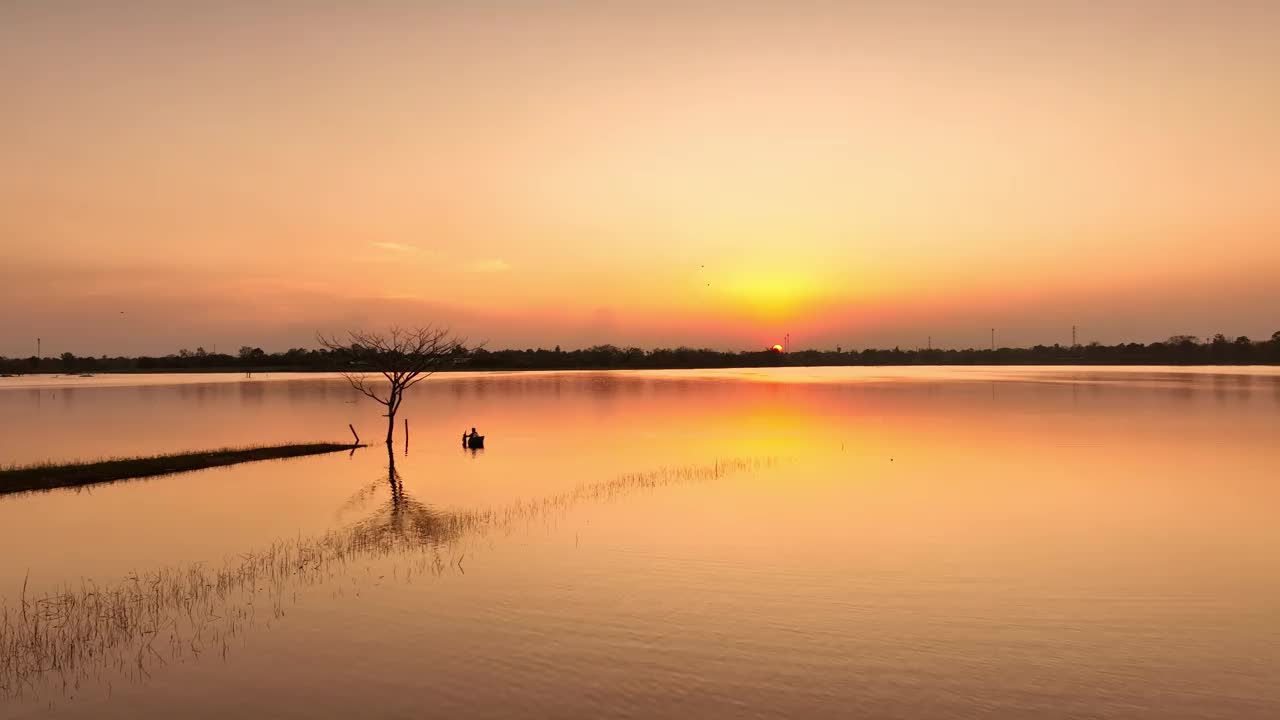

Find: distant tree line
[3,333,1279,375]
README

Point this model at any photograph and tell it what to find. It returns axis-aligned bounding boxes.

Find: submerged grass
[0,457,774,702]
[0,443,365,496]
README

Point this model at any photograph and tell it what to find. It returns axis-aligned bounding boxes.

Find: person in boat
[463,427,480,445]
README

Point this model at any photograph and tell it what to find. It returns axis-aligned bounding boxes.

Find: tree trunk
[384,385,404,446]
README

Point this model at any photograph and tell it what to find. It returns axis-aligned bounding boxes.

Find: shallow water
[1,367,1278,718]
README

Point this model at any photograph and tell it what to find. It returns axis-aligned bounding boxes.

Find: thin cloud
[371,242,425,254]
[463,258,511,273]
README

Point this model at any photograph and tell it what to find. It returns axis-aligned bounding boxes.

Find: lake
[1,367,1278,718]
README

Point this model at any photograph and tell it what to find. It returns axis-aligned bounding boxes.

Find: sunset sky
[3,1,1277,356]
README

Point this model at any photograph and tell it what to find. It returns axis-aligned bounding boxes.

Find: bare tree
[317,327,469,446]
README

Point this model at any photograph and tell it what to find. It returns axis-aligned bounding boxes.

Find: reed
[0,457,774,702]
[0,443,365,496]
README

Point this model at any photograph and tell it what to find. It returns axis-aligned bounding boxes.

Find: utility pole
[37,337,41,360]
[990,328,995,351]
[1072,325,1077,348]
[927,336,932,351]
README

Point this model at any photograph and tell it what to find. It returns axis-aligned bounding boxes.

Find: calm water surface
[1,367,1277,718]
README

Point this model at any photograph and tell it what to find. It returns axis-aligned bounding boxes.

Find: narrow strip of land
[0,443,363,496]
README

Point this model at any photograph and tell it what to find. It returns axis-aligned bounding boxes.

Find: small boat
[78,373,95,378]
[467,435,484,449]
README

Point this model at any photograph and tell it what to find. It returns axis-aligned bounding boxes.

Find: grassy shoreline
[0,443,364,496]
[4,358,1279,378]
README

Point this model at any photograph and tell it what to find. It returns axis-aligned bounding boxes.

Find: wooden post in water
[404,418,409,454]
[349,424,360,445]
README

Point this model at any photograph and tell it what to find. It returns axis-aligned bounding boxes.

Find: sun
[771,344,784,352]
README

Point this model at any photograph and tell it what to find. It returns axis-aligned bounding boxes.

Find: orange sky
[3,1,1278,355]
